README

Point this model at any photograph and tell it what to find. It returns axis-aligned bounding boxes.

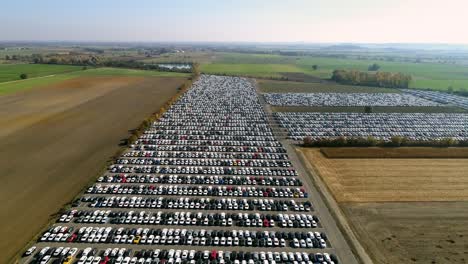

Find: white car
[24,246,36,256]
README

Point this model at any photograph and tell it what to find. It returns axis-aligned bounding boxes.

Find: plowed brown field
[0,76,185,262]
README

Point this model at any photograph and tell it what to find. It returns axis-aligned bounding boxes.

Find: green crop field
[0,64,82,83]
[0,67,189,95]
[190,52,468,92]
[201,63,303,78]
[258,80,400,93]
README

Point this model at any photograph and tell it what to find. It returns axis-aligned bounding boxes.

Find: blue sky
[1,0,467,43]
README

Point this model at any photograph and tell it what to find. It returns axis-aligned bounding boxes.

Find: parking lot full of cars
[23,76,340,264]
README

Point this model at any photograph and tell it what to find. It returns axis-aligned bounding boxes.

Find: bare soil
[321,147,468,159]
[0,76,185,263]
[342,202,468,264]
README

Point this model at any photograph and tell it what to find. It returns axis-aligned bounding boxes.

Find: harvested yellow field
[298,148,468,202]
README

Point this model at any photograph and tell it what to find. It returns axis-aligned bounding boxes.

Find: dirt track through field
[0,76,185,262]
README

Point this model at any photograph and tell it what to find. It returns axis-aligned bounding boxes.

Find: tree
[364,106,373,113]
[368,63,380,71]
[20,73,28,79]
[192,63,201,78]
[303,136,313,146]
[312,65,318,70]
[447,86,454,93]
[390,136,404,147]
[128,134,138,145]
[5,55,10,60]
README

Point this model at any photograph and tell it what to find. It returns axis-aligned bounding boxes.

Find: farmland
[200,63,303,78]
[321,147,468,158]
[187,52,468,92]
[0,67,188,95]
[298,148,468,202]
[0,74,186,262]
[342,202,468,264]
[4,48,468,91]
[0,64,82,82]
[297,147,468,263]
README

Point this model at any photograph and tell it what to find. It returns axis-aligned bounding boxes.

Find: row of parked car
[84,196,312,211]
[264,92,440,107]
[26,76,338,264]
[30,246,337,264]
[122,151,288,160]
[97,175,303,187]
[275,112,468,141]
[134,144,287,154]
[115,158,291,168]
[403,89,468,110]
[59,209,319,229]
[85,184,308,198]
[40,224,328,248]
[109,165,298,177]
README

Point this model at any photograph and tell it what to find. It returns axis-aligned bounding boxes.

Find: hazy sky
[1,0,467,43]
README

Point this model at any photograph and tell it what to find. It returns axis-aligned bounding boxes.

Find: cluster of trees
[303,136,468,148]
[368,63,380,71]
[331,69,412,88]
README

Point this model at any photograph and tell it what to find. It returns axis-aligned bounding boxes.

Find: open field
[185,52,468,91]
[321,147,468,158]
[201,63,303,78]
[0,64,82,82]
[342,202,468,264]
[298,147,468,263]
[0,67,188,95]
[298,148,468,202]
[0,75,186,262]
[271,105,467,113]
[257,80,399,93]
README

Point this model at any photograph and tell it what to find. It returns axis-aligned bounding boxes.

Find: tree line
[331,69,412,88]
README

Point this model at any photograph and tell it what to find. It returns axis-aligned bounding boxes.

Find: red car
[67,233,77,242]
[210,250,217,260]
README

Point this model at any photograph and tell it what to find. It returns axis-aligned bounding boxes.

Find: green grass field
[201,63,303,78]
[191,52,468,92]
[0,64,83,82]
[0,67,189,95]
[258,80,400,93]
